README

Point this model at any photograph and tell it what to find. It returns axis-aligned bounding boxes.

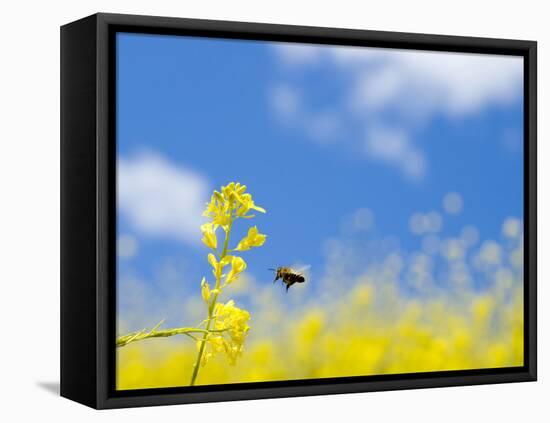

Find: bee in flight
[269,266,310,292]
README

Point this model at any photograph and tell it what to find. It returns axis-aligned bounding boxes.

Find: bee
[269,266,310,292]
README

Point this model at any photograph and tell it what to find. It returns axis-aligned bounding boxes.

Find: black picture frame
[60,12,537,409]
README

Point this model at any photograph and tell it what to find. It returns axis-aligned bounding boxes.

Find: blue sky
[116,33,524,328]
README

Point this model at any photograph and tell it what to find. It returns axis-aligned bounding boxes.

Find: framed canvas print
[60,13,537,409]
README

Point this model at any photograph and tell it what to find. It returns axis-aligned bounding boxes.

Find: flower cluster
[199,300,251,366]
[192,182,266,380]
[202,182,266,233]
[200,183,266,290]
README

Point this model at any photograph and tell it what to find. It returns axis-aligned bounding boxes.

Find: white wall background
[1,0,546,421]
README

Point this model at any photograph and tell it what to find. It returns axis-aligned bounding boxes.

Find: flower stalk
[190,219,233,385]
[190,183,265,385]
[116,182,266,387]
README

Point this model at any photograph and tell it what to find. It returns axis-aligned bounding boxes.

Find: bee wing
[293,264,311,277]
[295,264,311,273]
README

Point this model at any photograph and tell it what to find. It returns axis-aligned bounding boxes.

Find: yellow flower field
[117,264,523,389]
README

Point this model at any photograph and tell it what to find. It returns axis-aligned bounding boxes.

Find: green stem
[116,327,228,348]
[190,219,233,386]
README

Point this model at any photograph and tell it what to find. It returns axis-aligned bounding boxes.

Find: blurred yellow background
[117,269,523,389]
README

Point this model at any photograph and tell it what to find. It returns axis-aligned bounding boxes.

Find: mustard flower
[203,193,231,228]
[226,256,247,284]
[208,253,232,279]
[201,277,211,303]
[235,226,267,251]
[195,300,251,367]
[197,335,222,367]
[191,182,266,384]
[236,193,266,217]
[207,182,266,219]
[214,301,250,341]
[214,300,251,365]
[201,222,218,250]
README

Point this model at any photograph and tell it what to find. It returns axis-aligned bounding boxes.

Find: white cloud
[365,126,426,180]
[271,43,523,181]
[349,49,522,120]
[275,44,523,118]
[269,83,343,144]
[118,151,209,243]
[304,110,342,143]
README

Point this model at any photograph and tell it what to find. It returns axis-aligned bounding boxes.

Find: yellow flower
[235,226,267,251]
[196,300,250,366]
[201,278,211,303]
[214,300,250,339]
[202,194,219,217]
[197,335,229,367]
[201,223,218,250]
[207,253,218,270]
[226,256,247,284]
[192,182,267,382]
[213,190,224,204]
[208,253,232,278]
[203,193,231,228]
[221,182,236,198]
[212,300,251,365]
[236,193,266,217]
[203,182,265,230]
